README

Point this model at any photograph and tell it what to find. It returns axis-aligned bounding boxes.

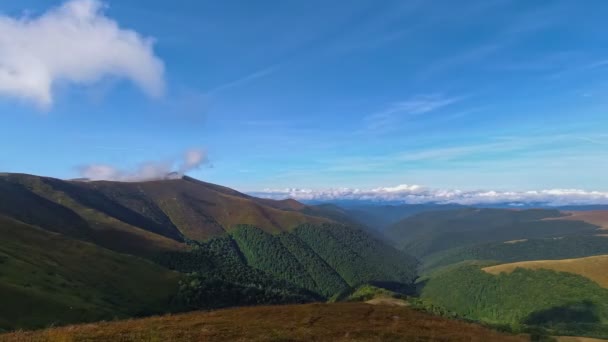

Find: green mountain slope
[0,215,180,331]
[419,263,608,338]
[423,235,608,272]
[387,208,599,258]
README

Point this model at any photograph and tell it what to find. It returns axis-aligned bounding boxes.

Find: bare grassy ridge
[0,303,527,342]
[483,255,608,288]
[547,211,608,230]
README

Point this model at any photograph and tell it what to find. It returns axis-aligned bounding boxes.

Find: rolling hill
[422,235,608,272]
[0,302,527,342]
[419,262,608,339]
[387,208,601,258]
[483,255,608,289]
[380,207,608,339]
[0,173,418,331]
[547,211,608,230]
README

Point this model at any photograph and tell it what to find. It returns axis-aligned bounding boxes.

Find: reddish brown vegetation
[0,303,528,342]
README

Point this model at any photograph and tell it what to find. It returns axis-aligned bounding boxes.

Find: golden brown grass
[483,255,608,288]
[556,336,608,342]
[0,303,528,342]
[504,239,528,244]
[548,211,608,230]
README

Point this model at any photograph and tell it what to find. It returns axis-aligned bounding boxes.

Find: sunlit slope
[0,303,527,342]
[483,255,608,288]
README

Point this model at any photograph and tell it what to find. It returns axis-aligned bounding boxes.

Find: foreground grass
[0,303,527,342]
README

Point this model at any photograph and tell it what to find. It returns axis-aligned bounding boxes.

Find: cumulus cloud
[0,0,164,107]
[251,185,608,206]
[78,148,209,182]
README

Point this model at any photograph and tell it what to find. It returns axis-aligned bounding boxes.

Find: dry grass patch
[483,255,608,288]
[548,211,608,230]
[556,337,608,342]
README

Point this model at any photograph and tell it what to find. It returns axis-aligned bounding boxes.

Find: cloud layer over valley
[252,185,608,206]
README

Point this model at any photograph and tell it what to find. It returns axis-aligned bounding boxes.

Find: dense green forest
[155,223,418,308]
[419,264,608,338]
[423,235,608,272]
[293,223,418,291]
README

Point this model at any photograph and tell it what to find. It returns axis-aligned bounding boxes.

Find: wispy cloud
[206,65,280,96]
[317,132,608,174]
[363,94,462,133]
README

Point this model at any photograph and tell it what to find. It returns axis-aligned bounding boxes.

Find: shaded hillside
[325,203,466,231]
[387,208,600,257]
[423,235,608,272]
[0,303,528,342]
[0,215,180,331]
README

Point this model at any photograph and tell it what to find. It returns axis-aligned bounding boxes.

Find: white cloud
[0,0,164,107]
[78,148,209,182]
[179,149,209,173]
[252,185,608,206]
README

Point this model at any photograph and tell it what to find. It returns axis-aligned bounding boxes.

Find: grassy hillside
[483,255,608,289]
[387,208,600,258]
[0,215,180,331]
[0,303,527,342]
[419,263,608,339]
[0,173,330,253]
[423,235,608,272]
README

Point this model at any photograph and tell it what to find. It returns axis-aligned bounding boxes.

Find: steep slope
[0,303,528,342]
[0,173,330,255]
[0,215,180,331]
[84,176,330,240]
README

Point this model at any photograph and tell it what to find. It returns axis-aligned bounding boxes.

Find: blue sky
[1,0,608,197]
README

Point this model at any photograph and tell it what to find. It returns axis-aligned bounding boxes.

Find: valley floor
[0,303,526,342]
